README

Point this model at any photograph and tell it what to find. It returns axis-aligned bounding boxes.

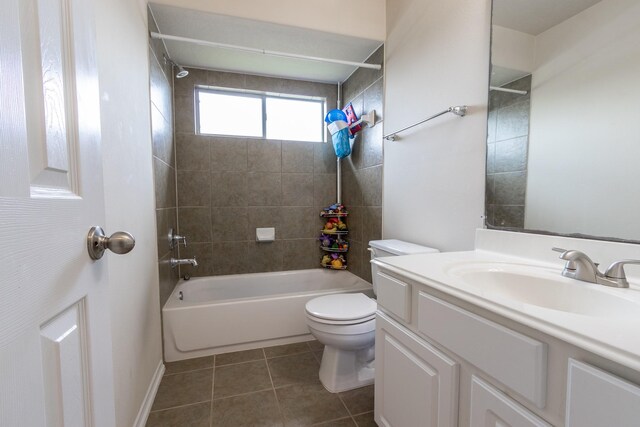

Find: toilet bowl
[305,239,439,393]
[306,293,377,392]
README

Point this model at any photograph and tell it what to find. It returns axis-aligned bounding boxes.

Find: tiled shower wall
[173,69,338,277]
[339,46,384,283]
[148,9,179,306]
[486,75,531,229]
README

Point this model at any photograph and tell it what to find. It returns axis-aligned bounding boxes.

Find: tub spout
[170,257,198,269]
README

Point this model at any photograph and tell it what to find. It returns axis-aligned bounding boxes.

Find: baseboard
[133,360,165,427]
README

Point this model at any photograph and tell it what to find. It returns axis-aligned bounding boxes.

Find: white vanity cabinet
[375,312,459,427]
[374,267,640,427]
[470,376,550,427]
[565,359,640,427]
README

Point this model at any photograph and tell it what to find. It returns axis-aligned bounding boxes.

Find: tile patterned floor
[146,341,377,427]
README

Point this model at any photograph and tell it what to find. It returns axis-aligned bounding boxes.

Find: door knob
[87,226,135,260]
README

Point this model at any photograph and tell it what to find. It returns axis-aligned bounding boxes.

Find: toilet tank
[368,239,439,294]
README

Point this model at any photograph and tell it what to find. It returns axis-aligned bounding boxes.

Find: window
[196,87,325,142]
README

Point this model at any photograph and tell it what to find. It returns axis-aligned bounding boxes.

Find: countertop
[372,250,640,372]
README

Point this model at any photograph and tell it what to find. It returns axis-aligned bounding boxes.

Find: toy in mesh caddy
[321,253,347,269]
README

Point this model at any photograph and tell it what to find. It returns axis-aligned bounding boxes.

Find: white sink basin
[445,262,640,317]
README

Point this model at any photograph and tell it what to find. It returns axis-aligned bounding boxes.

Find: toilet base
[318,345,375,393]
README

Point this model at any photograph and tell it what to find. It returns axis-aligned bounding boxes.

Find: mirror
[486,0,640,242]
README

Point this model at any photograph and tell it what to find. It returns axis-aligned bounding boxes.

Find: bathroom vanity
[371,231,640,427]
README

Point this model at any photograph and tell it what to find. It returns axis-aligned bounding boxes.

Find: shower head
[164,55,189,79]
[175,65,189,79]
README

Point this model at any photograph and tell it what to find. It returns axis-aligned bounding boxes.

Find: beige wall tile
[280,207,317,239]
[176,134,210,171]
[314,173,337,208]
[210,137,248,172]
[211,172,247,207]
[282,173,313,206]
[153,157,176,209]
[211,207,248,242]
[247,173,282,206]
[211,241,249,275]
[282,239,320,271]
[247,139,281,172]
[282,141,314,173]
[177,170,211,207]
[247,241,283,273]
[178,207,212,242]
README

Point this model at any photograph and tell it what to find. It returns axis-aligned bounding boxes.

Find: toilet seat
[306,312,376,326]
[305,293,376,324]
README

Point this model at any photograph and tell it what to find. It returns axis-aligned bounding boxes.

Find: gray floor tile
[277,382,349,427]
[306,340,325,352]
[214,360,272,399]
[215,348,265,366]
[265,342,312,358]
[210,390,284,427]
[312,417,357,426]
[268,352,319,388]
[312,350,324,363]
[339,385,374,415]
[151,369,213,411]
[146,402,210,427]
[352,412,376,427]
[164,356,214,375]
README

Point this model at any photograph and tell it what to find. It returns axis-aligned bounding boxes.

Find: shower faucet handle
[168,228,188,249]
[175,234,187,247]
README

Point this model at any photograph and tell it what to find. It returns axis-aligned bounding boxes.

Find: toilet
[305,239,439,392]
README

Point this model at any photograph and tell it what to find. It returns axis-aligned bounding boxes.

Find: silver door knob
[87,226,135,260]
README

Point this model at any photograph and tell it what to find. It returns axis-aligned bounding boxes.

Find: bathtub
[163,269,373,362]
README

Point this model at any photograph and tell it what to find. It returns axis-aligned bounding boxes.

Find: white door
[1,0,117,425]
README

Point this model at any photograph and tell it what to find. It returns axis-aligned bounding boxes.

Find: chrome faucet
[552,247,599,283]
[552,248,640,288]
[170,257,198,269]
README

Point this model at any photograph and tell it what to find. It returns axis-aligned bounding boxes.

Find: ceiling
[491,0,604,87]
[492,0,602,35]
[149,3,382,83]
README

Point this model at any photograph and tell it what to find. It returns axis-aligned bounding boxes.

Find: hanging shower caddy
[319,203,349,270]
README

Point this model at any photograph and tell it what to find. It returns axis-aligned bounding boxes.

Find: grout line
[265,349,312,360]
[350,409,374,417]
[212,386,274,402]
[151,399,211,413]
[163,366,214,376]
[310,416,356,426]
[336,391,358,426]
[264,348,287,426]
[215,358,266,368]
[209,357,215,427]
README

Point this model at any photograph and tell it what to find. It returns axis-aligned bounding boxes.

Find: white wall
[525,0,640,239]
[95,0,163,425]
[491,25,535,74]
[150,0,386,41]
[383,0,491,251]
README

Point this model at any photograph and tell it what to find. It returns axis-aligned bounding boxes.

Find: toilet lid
[305,293,376,322]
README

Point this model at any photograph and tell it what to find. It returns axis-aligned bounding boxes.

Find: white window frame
[195,86,326,142]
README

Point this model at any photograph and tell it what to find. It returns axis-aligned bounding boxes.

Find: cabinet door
[566,359,640,427]
[470,376,551,427]
[375,312,459,427]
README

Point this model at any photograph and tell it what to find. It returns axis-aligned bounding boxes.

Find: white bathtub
[163,269,373,362]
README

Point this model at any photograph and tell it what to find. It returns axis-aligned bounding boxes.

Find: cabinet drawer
[470,376,550,427]
[418,292,547,408]
[566,359,640,427]
[375,272,411,322]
